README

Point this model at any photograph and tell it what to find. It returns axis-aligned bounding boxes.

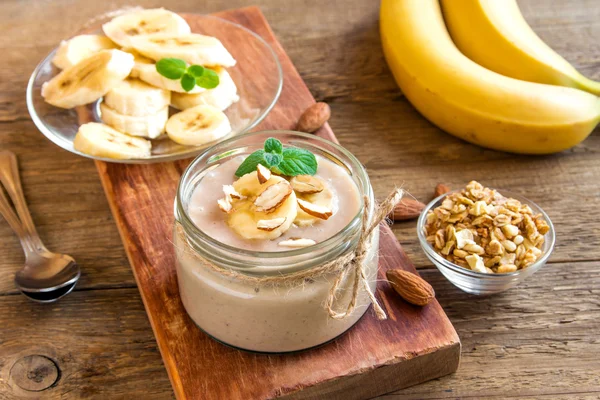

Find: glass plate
[26,14,283,164]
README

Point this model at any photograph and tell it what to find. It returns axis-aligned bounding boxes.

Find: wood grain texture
[0,261,597,399]
[0,0,600,398]
[0,288,173,399]
[94,7,459,400]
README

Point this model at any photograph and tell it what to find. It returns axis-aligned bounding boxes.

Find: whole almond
[434,183,451,198]
[386,269,435,306]
[296,102,331,133]
[390,198,425,221]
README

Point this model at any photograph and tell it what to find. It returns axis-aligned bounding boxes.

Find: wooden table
[1,0,599,398]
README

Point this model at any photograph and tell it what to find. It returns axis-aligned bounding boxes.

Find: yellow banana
[380,0,600,154]
[441,0,600,95]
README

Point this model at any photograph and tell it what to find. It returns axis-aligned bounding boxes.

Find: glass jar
[174,131,379,353]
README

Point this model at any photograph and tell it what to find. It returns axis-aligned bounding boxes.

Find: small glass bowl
[26,14,283,164]
[417,190,555,295]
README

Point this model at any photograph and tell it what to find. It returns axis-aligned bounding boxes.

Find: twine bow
[179,188,404,321]
[324,189,403,320]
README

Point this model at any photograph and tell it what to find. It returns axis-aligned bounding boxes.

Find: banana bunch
[217,166,335,242]
[380,0,600,154]
[41,8,240,160]
[441,0,600,95]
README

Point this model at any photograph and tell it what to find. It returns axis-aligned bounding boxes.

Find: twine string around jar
[179,188,404,321]
[324,189,402,320]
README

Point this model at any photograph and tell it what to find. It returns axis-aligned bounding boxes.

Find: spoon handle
[0,181,38,254]
[0,151,45,252]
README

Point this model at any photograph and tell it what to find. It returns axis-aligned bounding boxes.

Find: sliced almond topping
[256,217,286,232]
[290,175,325,194]
[256,164,271,184]
[278,238,317,248]
[217,198,232,213]
[223,184,245,200]
[254,181,292,213]
[297,198,332,220]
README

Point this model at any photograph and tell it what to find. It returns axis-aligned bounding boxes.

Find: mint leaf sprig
[156,58,220,92]
[235,138,318,177]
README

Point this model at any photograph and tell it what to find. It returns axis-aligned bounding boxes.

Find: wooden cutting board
[94,7,460,399]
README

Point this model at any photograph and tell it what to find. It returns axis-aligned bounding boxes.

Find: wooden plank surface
[94,7,458,399]
[0,0,599,398]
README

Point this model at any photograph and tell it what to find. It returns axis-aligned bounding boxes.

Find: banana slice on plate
[73,122,151,159]
[133,59,204,93]
[102,8,191,48]
[100,102,168,139]
[42,49,134,109]
[225,172,297,240]
[166,104,231,146]
[104,78,170,116]
[130,33,236,67]
[52,35,118,70]
[290,175,336,227]
[171,68,239,111]
[123,48,153,79]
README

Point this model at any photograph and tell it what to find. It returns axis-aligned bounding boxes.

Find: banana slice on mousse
[130,33,236,67]
[52,35,118,70]
[222,171,298,240]
[171,68,239,111]
[73,122,151,159]
[102,8,191,48]
[166,104,231,146]
[290,175,335,227]
[217,165,337,242]
[41,49,134,109]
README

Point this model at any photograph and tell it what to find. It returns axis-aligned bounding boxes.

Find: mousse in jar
[174,132,379,352]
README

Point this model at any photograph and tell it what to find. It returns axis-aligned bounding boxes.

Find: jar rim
[175,130,373,266]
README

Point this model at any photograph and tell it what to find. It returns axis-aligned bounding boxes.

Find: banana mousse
[175,135,378,352]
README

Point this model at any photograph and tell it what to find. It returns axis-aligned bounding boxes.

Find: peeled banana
[100,102,168,139]
[441,0,600,95]
[130,33,236,67]
[102,8,191,48]
[166,104,231,146]
[73,122,151,159]
[42,49,133,109]
[171,67,239,111]
[380,0,600,154]
[52,35,117,70]
[104,78,170,116]
[229,172,297,240]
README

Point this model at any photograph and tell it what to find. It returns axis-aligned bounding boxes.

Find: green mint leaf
[187,65,205,78]
[156,58,187,80]
[278,148,318,176]
[181,73,196,92]
[235,150,265,177]
[264,138,283,154]
[195,68,220,89]
[263,152,282,167]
